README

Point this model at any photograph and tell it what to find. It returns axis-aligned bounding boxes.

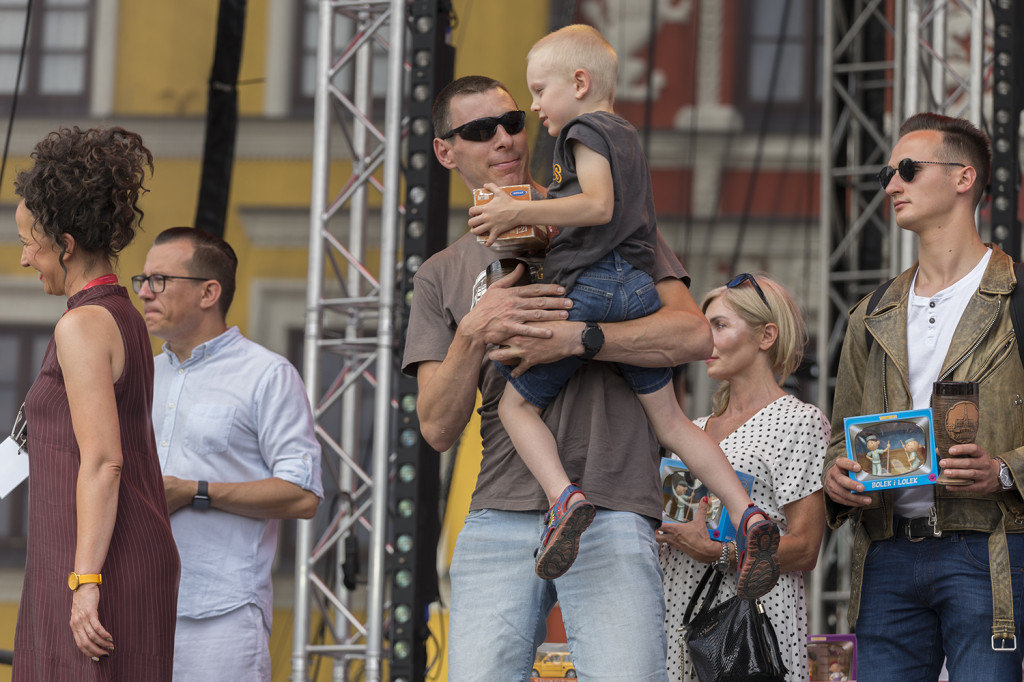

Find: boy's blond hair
[527,24,617,103]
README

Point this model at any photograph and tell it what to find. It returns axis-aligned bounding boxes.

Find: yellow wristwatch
[68,572,102,591]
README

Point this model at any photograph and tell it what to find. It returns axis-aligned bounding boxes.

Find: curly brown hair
[14,126,153,269]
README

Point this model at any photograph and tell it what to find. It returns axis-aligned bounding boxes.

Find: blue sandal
[534,483,595,580]
[735,504,780,600]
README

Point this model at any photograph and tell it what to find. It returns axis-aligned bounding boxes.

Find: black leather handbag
[681,564,788,682]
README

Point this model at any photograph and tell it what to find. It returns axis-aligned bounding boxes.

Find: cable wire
[729,0,795,274]
[0,0,34,195]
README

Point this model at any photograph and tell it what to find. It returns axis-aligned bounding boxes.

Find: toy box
[807,633,856,681]
[843,408,938,491]
[472,184,550,254]
[659,456,754,542]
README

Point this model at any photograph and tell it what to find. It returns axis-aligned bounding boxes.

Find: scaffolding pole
[293,1,409,679]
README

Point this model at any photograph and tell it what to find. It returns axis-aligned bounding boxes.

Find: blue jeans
[857,531,1024,681]
[498,250,671,408]
[448,509,669,681]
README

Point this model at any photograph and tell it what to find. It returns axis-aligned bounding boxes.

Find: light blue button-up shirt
[153,326,323,627]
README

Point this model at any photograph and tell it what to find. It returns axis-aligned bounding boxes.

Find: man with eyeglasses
[133,227,323,682]
[402,75,712,679]
[823,113,1024,678]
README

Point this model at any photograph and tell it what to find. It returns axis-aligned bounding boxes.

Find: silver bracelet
[714,541,731,573]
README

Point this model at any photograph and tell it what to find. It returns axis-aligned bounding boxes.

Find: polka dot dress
[660,394,829,682]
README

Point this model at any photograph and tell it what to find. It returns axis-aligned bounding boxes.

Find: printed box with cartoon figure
[807,633,856,681]
[660,457,754,542]
[472,184,550,254]
[843,408,938,491]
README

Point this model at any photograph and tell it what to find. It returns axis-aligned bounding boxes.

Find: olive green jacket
[823,245,1024,639]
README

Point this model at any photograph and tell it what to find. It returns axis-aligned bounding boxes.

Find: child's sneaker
[735,504,780,600]
[534,483,595,580]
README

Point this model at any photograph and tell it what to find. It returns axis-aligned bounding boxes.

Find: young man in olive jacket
[823,113,1024,680]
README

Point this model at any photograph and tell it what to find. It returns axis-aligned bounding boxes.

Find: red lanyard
[64,274,119,315]
[81,274,118,290]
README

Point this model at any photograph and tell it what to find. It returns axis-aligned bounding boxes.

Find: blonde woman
[659,274,829,681]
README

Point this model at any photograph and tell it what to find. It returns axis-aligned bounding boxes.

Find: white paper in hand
[0,436,28,499]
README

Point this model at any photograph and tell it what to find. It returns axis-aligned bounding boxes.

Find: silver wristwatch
[714,542,731,573]
[997,459,1015,490]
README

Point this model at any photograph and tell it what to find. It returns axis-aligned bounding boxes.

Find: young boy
[469,25,780,598]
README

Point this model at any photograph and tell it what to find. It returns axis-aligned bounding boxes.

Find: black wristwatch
[579,321,604,361]
[192,480,211,510]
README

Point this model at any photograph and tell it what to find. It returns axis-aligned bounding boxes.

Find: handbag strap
[683,564,725,626]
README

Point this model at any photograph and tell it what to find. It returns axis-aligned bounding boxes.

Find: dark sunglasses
[726,273,772,311]
[440,110,526,142]
[878,158,966,189]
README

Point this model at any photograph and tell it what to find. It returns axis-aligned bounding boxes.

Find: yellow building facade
[0,2,551,680]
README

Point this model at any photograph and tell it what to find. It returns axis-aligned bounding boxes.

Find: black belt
[894,516,942,541]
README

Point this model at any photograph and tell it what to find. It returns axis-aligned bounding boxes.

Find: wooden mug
[932,381,979,486]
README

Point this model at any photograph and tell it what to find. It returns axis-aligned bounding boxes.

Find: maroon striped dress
[13,284,180,681]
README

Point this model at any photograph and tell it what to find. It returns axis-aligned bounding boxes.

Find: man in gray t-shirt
[402,75,713,680]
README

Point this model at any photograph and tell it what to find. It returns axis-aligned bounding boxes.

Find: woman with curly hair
[12,127,179,680]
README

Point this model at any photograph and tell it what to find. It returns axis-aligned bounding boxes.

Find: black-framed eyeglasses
[131,273,210,294]
[440,110,526,142]
[878,158,966,189]
[726,273,772,311]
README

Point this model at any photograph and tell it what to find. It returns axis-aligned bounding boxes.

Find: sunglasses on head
[440,110,526,142]
[878,158,966,189]
[726,273,772,311]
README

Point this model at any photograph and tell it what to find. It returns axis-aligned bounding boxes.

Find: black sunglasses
[440,110,526,142]
[726,273,772,311]
[878,158,966,189]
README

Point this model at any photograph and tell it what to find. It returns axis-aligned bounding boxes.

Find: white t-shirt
[894,248,992,518]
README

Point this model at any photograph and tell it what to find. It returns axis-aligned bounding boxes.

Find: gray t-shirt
[401,230,687,519]
[541,111,658,292]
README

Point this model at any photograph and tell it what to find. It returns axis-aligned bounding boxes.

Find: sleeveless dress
[14,284,180,681]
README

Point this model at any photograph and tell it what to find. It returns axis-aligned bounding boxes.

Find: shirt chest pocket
[184,404,236,455]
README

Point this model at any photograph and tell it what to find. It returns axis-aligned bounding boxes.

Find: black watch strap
[192,480,211,510]
[579,321,604,361]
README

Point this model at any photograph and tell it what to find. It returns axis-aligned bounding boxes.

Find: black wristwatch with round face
[579,321,604,361]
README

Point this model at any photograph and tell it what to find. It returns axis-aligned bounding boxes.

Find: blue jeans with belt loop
[856,530,1024,681]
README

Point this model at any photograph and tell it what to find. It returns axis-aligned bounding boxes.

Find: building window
[736,0,822,132]
[292,0,391,117]
[0,324,54,565]
[0,0,93,116]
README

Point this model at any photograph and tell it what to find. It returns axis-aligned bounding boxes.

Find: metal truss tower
[291,1,407,679]
[289,1,452,680]
[813,0,993,634]
[282,2,446,675]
